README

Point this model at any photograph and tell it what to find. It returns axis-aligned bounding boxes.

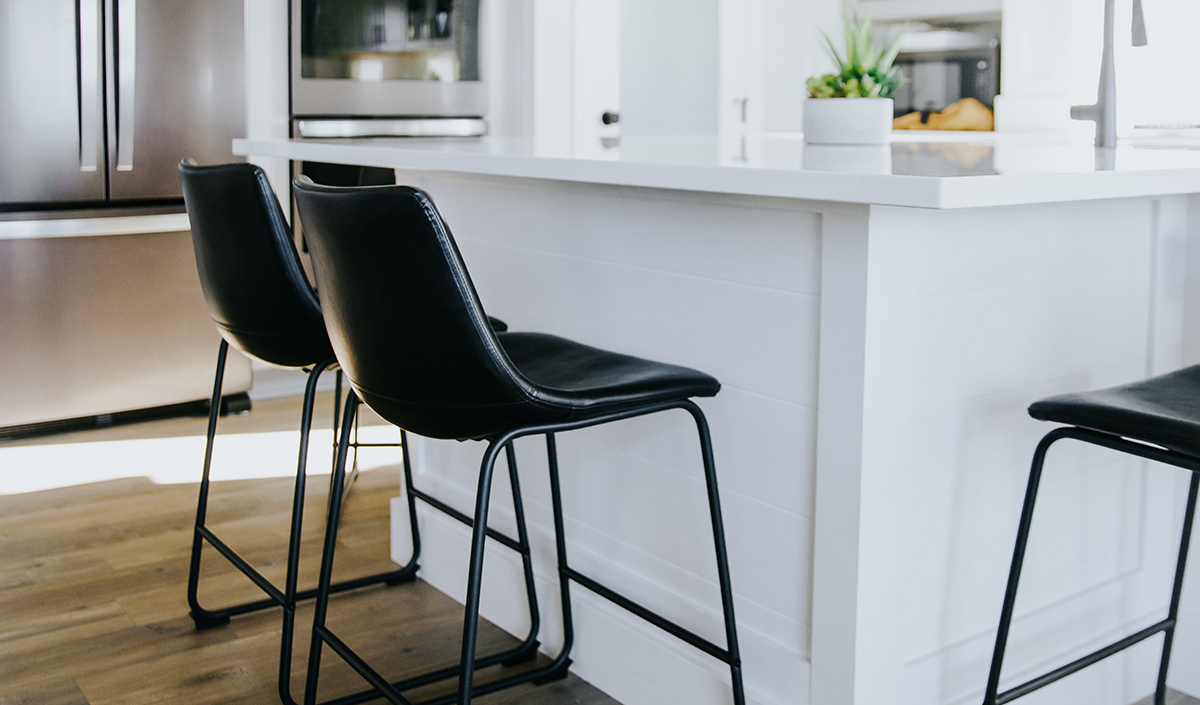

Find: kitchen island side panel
[817,196,1194,705]
[389,171,826,705]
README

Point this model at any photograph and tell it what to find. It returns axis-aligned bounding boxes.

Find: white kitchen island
[235,134,1200,705]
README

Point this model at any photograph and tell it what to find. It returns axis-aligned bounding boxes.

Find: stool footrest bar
[564,566,735,663]
[314,623,546,705]
[195,525,415,623]
[995,618,1174,704]
[192,596,275,622]
[412,664,566,705]
[199,526,287,605]
[309,566,417,598]
[317,625,415,705]
[411,487,524,553]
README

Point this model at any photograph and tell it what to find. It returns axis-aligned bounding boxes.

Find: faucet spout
[1071,0,1148,147]
[1132,0,1148,46]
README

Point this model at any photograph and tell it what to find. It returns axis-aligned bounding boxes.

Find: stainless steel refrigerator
[0,0,252,431]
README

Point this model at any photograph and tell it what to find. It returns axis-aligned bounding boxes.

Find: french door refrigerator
[0,0,252,431]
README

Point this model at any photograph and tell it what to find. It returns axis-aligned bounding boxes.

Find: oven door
[291,0,486,119]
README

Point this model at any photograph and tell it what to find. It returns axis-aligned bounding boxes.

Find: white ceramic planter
[803,97,894,145]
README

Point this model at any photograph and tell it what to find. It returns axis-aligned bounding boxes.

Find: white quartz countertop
[233,132,1200,210]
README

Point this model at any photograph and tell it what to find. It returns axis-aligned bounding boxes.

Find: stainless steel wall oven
[291,0,487,137]
[890,27,1001,118]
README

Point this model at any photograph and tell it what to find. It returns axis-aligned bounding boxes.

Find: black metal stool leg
[330,370,363,509]
[279,360,335,704]
[178,362,416,705]
[295,429,545,705]
[536,411,743,701]
[298,392,425,705]
[354,408,361,473]
[683,401,746,705]
[1155,471,1200,705]
[984,428,1064,705]
[306,392,363,705]
[456,439,507,705]
[397,429,422,577]
[343,403,362,505]
[187,339,232,629]
[330,371,344,497]
[498,441,543,666]
[537,432,576,682]
[333,370,343,441]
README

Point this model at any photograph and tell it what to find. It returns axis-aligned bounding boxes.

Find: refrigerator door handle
[78,0,101,172]
[115,0,136,172]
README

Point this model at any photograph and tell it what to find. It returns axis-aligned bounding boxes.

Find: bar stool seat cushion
[1028,364,1200,458]
[498,332,719,413]
[358,332,719,441]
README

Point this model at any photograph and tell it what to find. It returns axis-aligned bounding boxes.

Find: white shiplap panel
[400,172,825,705]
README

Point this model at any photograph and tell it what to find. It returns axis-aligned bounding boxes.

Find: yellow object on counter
[894,97,995,131]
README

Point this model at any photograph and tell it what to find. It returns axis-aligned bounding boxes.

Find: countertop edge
[234,138,948,209]
[234,138,1200,211]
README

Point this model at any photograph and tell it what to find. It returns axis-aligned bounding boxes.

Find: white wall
[721,0,843,137]
[1062,0,1200,137]
[572,1,622,158]
[242,0,295,394]
[508,0,622,157]
[998,0,1199,134]
[483,0,536,137]
[242,0,290,201]
[524,0,842,146]
[620,0,720,136]
[1110,0,1200,130]
[761,0,842,133]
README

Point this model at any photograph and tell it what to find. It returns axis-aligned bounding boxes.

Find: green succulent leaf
[806,10,908,100]
[878,29,907,72]
[820,30,849,75]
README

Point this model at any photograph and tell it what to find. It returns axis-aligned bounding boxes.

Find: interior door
[107,0,245,201]
[572,0,620,159]
[0,0,107,207]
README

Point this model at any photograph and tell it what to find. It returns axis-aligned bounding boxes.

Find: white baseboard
[390,497,794,705]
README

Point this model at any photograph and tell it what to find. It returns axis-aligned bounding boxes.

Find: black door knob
[601,111,620,125]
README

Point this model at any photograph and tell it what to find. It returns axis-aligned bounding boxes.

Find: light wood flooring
[5,395,1199,705]
[0,393,616,705]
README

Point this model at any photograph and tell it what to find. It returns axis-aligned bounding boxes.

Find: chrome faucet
[1071,0,1148,147]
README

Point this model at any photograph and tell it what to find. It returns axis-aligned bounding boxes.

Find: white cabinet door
[572,0,620,159]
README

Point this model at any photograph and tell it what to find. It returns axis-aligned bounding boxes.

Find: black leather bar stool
[179,162,538,705]
[293,177,745,705]
[985,368,1200,705]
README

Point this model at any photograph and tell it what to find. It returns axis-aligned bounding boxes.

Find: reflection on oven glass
[301,0,476,82]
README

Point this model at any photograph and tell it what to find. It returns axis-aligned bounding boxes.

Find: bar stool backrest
[292,178,550,440]
[180,161,331,367]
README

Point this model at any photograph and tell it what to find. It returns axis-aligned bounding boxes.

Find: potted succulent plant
[804,13,905,145]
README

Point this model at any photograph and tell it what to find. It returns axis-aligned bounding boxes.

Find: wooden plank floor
[0,394,617,705]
